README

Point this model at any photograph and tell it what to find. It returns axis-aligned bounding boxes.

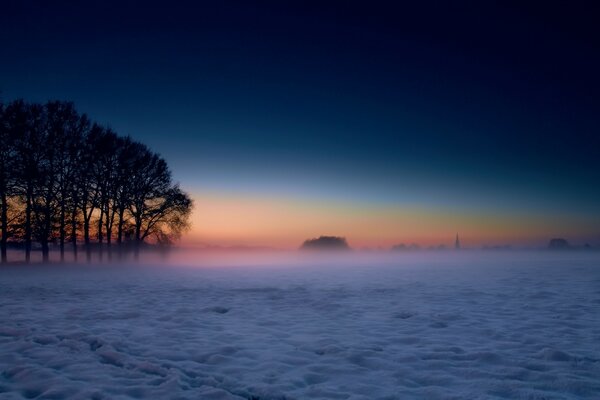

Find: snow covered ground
[1,252,599,399]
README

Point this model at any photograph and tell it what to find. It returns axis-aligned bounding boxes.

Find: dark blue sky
[2,1,600,245]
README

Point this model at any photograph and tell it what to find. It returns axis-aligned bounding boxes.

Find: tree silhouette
[0,99,193,264]
[0,100,14,263]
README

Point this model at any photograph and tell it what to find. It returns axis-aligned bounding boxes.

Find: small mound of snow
[97,349,126,367]
[393,311,415,319]
[206,306,230,314]
[539,348,572,362]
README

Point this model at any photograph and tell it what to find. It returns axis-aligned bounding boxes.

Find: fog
[130,247,600,272]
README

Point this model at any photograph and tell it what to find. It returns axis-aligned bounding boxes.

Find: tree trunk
[117,206,125,259]
[42,194,52,264]
[25,185,33,263]
[71,205,78,262]
[134,219,142,260]
[106,232,112,261]
[83,210,91,262]
[59,199,66,262]
[97,205,104,262]
[105,209,113,262]
[41,239,49,263]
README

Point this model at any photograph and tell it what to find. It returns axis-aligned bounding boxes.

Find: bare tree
[46,102,86,261]
[114,137,138,257]
[0,101,13,263]
[7,102,46,262]
[0,99,193,263]
[90,127,119,260]
[139,185,193,245]
[78,124,104,261]
[127,147,193,257]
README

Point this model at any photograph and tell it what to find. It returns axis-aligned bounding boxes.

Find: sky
[2,1,600,248]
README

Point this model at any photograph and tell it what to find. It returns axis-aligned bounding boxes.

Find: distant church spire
[455,233,461,250]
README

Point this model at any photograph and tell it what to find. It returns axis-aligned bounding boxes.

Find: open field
[1,252,599,399]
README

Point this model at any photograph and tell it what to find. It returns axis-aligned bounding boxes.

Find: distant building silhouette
[455,234,461,250]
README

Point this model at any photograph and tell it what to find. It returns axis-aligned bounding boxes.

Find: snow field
[1,252,599,399]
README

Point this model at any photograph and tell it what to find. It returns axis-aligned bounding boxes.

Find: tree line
[0,99,193,264]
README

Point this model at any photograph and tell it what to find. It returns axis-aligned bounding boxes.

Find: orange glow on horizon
[181,191,597,249]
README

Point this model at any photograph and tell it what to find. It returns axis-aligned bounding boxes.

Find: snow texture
[1,252,599,399]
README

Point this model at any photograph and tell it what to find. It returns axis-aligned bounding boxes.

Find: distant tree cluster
[0,99,193,263]
[300,236,350,251]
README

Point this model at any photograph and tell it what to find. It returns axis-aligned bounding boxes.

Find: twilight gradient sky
[2,1,600,248]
